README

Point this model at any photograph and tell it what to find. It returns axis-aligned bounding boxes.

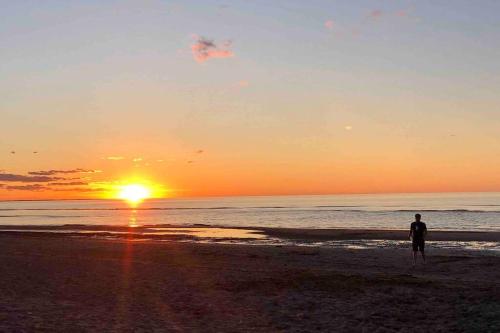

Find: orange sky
[2,1,500,200]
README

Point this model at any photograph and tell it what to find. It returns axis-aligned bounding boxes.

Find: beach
[0,231,499,332]
[4,1,500,331]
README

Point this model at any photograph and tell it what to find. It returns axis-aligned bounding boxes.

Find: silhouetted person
[409,213,427,265]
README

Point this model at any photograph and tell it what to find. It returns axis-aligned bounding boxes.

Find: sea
[1,192,499,231]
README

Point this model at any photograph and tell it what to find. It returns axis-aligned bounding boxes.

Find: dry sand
[0,233,498,332]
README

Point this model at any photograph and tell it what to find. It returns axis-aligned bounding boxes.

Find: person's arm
[423,224,428,239]
[408,225,413,240]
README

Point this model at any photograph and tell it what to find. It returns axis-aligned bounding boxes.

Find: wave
[0,207,237,211]
[0,215,88,218]
[392,209,499,213]
[1,207,500,213]
[314,205,362,208]
[0,206,355,211]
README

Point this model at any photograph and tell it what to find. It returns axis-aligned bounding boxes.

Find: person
[409,213,427,265]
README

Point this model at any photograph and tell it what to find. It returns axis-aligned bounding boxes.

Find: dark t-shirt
[410,221,427,240]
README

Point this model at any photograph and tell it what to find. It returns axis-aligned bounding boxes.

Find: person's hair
[415,213,421,220]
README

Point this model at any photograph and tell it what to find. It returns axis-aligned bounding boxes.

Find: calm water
[1,192,500,231]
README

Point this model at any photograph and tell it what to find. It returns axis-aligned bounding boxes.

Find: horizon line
[1,190,499,202]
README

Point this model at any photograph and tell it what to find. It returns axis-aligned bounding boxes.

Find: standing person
[409,213,427,265]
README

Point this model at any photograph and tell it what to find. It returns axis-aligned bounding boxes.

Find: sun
[118,184,151,204]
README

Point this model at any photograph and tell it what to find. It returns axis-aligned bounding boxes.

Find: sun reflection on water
[128,209,139,228]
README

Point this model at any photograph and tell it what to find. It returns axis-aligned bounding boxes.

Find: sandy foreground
[0,233,499,332]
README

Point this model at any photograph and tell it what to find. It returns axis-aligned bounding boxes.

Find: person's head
[415,213,421,222]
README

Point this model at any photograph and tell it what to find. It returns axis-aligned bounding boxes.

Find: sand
[0,233,499,332]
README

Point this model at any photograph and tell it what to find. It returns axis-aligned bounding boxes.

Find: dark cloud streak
[5,184,49,191]
[0,173,63,183]
[52,187,105,192]
[49,181,89,186]
[28,168,101,176]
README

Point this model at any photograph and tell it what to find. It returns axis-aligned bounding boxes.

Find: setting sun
[118,184,151,204]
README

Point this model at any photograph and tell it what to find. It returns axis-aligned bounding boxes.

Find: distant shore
[0,234,498,332]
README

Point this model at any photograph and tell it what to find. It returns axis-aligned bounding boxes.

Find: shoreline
[0,226,498,256]
[0,225,499,242]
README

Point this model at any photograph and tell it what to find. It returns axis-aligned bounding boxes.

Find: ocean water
[1,192,499,231]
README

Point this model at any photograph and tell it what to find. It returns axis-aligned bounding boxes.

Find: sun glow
[118,184,151,204]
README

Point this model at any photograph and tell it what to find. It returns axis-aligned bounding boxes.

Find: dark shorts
[412,238,425,251]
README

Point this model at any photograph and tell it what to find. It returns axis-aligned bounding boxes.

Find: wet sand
[0,233,498,332]
[262,227,500,242]
[1,225,499,243]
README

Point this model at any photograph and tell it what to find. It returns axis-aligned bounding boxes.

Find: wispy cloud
[394,8,420,22]
[106,156,125,160]
[237,80,249,88]
[368,9,383,20]
[5,184,48,191]
[395,10,409,17]
[0,173,63,183]
[28,169,101,176]
[49,181,88,186]
[324,20,335,30]
[191,36,234,63]
[52,187,105,192]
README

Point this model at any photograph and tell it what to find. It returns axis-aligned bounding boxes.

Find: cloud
[196,150,204,154]
[106,156,124,160]
[28,168,101,176]
[5,184,49,191]
[0,173,63,183]
[324,20,335,30]
[395,10,409,17]
[49,181,88,186]
[394,8,420,22]
[368,9,383,20]
[237,80,249,88]
[344,125,353,131]
[132,157,143,162]
[191,36,234,63]
[52,187,106,192]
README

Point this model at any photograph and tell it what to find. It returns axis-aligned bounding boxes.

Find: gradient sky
[1,0,500,200]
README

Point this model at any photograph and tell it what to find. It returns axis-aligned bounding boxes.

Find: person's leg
[420,241,426,263]
[412,241,418,265]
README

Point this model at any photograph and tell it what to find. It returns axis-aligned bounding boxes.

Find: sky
[1,0,500,200]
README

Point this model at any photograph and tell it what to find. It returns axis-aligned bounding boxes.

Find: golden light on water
[118,184,151,204]
[111,180,167,227]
